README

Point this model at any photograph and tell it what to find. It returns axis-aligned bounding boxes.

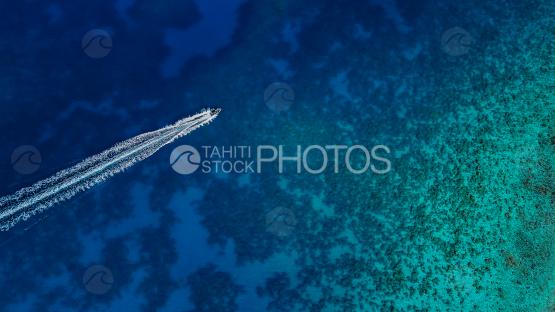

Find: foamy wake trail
[0,108,221,231]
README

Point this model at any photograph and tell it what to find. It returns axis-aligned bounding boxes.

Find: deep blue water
[1,0,555,311]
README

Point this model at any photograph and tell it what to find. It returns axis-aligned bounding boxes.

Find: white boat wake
[0,108,221,231]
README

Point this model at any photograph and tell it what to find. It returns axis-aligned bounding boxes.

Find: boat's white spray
[0,108,221,231]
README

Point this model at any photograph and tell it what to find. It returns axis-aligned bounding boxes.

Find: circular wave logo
[512,144,540,171]
[441,27,472,56]
[82,29,112,59]
[266,207,296,237]
[264,82,294,112]
[451,268,475,295]
[83,265,113,295]
[170,145,201,174]
[11,145,41,175]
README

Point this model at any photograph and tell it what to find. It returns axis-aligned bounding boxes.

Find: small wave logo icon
[451,269,475,294]
[170,145,201,174]
[266,207,296,237]
[82,29,112,59]
[264,82,294,112]
[11,145,41,175]
[83,265,113,295]
[512,145,540,171]
[441,27,472,56]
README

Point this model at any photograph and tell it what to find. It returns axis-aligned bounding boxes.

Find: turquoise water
[1,0,555,311]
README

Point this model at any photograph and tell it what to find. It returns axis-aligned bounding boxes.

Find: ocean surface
[1,0,554,311]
